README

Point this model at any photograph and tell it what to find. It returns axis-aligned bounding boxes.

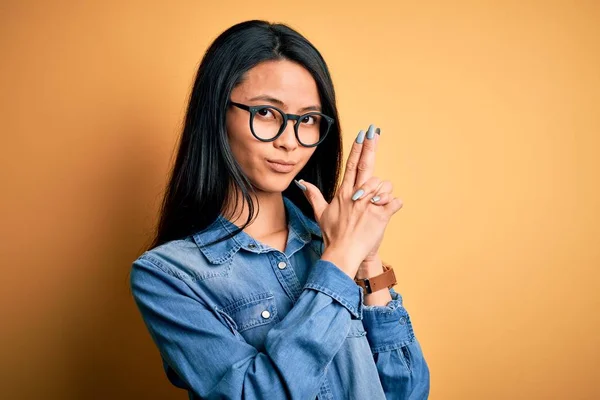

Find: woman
[130,20,430,399]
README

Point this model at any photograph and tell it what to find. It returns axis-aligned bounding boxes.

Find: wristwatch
[354,262,397,295]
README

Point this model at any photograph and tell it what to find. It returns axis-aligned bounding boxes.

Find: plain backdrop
[1,1,598,399]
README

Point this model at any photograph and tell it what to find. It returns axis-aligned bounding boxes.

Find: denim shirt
[130,196,430,399]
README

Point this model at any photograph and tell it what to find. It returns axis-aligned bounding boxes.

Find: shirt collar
[192,196,322,265]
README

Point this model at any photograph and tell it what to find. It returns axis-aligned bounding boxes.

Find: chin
[253,172,294,193]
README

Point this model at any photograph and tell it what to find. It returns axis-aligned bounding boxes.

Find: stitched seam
[138,254,190,281]
[366,311,416,352]
[139,253,232,282]
[401,346,413,373]
[368,321,416,353]
[235,311,279,331]
[347,330,367,337]
[304,283,360,318]
[215,292,279,332]
[221,292,274,314]
[196,233,240,265]
[369,336,416,353]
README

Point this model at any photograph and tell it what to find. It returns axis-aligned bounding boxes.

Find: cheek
[299,148,317,168]
[226,119,261,170]
[225,114,243,142]
[227,114,248,148]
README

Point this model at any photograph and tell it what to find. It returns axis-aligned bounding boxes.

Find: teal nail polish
[352,189,365,201]
[367,124,375,139]
[375,127,381,135]
[355,130,366,144]
[294,179,307,191]
[370,195,381,203]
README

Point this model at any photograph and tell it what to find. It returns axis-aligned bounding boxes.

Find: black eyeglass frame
[228,100,335,148]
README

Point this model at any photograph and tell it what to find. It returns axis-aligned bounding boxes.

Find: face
[226,59,321,194]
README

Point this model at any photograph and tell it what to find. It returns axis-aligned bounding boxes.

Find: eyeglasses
[228,100,335,147]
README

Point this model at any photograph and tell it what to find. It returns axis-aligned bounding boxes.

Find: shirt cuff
[303,259,364,320]
[361,287,416,352]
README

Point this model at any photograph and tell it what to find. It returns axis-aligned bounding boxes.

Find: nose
[273,119,299,149]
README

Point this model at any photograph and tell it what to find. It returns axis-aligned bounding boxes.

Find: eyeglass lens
[252,106,328,146]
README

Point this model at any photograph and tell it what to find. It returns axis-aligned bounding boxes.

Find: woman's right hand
[295,127,403,279]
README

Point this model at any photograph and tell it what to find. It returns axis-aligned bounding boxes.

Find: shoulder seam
[136,254,189,282]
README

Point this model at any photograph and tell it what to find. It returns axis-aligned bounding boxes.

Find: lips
[266,159,296,173]
[267,159,296,166]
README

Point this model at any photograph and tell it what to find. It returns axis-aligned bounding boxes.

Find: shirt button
[399,316,407,325]
[277,261,287,270]
[248,243,256,249]
[261,310,271,319]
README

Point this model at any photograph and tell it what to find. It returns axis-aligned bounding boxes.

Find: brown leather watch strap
[354,263,397,294]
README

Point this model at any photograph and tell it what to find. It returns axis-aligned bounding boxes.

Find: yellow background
[1,1,598,399]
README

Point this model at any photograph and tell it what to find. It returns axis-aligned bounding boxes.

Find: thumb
[295,179,328,221]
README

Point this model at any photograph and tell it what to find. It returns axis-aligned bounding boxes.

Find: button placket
[270,254,303,302]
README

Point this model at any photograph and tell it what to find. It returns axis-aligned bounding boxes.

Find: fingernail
[370,195,381,203]
[294,179,307,191]
[376,127,381,135]
[352,189,365,201]
[367,124,376,140]
[355,130,366,144]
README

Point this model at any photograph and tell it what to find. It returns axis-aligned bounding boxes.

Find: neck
[222,185,288,240]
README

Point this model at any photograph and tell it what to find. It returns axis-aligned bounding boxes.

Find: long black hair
[145,20,343,252]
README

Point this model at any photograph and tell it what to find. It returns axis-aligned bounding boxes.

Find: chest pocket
[217,292,280,351]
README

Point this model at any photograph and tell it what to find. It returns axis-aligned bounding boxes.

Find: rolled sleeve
[303,259,364,320]
[361,287,415,352]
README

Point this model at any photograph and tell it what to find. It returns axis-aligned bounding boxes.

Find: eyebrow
[247,95,322,113]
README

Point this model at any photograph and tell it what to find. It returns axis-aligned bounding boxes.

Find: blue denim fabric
[130,196,430,399]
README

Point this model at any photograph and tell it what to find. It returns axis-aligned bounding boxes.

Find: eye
[301,114,322,125]
[256,108,276,119]
[301,115,316,125]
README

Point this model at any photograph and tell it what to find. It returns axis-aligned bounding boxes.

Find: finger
[370,191,393,206]
[383,197,404,215]
[370,181,392,205]
[295,179,329,222]
[374,180,392,196]
[351,176,382,202]
[354,124,380,190]
[340,129,366,192]
[361,180,392,205]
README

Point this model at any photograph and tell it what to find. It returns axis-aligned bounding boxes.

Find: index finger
[341,124,380,191]
[354,124,380,189]
[340,128,366,191]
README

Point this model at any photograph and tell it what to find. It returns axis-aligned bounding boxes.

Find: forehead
[233,60,320,110]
